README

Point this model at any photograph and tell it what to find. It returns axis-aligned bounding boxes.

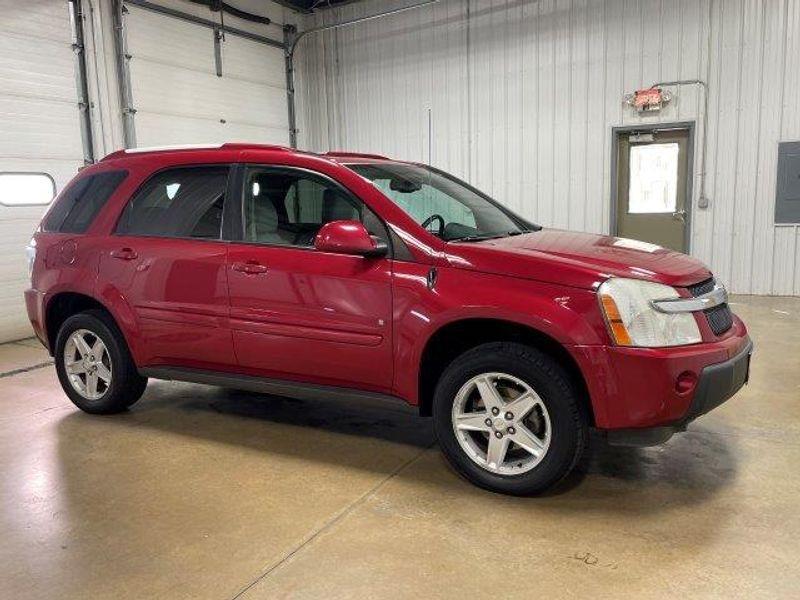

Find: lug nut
[508,427,516,435]
[491,407,499,416]
[495,431,503,438]
[505,412,513,420]
[484,418,492,427]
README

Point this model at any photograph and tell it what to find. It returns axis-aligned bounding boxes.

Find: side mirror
[314,220,388,257]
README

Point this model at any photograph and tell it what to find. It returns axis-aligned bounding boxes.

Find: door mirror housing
[314,220,388,257]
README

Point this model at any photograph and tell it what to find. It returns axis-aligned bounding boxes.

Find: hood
[442,229,711,290]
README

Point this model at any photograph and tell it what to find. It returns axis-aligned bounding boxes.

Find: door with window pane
[227,166,393,391]
[614,128,690,252]
[98,166,236,369]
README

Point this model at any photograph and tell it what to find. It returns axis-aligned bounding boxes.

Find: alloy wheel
[63,329,113,400]
[451,372,551,475]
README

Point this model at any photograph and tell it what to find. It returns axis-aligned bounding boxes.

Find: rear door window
[116,167,229,239]
[43,170,127,233]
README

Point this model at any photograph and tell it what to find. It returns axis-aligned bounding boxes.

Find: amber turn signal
[600,293,633,346]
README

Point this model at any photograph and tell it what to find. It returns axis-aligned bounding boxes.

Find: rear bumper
[24,288,48,349]
[604,338,753,446]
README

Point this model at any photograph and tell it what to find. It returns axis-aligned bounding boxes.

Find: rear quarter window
[43,170,128,233]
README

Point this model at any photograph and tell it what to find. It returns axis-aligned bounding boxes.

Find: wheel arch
[44,291,139,361]
[417,318,594,425]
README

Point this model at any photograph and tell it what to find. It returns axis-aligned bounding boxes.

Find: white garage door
[0,0,84,342]
[124,2,289,147]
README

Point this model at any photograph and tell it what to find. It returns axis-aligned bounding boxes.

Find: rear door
[226,165,394,391]
[98,165,235,369]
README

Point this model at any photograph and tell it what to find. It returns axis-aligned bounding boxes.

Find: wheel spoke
[86,372,98,397]
[510,423,545,457]
[454,412,490,432]
[72,334,92,358]
[486,434,510,468]
[96,364,112,383]
[474,376,505,411]
[66,361,86,375]
[91,339,106,360]
[505,392,539,420]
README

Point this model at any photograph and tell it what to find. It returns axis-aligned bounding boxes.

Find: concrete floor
[1,296,798,599]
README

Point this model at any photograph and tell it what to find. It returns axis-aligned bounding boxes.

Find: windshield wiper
[448,231,525,243]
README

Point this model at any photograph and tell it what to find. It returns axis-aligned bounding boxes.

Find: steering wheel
[420,214,445,236]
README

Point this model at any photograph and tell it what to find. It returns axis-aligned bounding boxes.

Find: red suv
[25,143,752,495]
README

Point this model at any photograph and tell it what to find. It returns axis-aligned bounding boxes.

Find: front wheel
[54,310,147,414]
[433,342,588,495]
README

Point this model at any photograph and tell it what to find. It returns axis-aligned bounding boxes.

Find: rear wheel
[433,342,588,495]
[54,310,147,414]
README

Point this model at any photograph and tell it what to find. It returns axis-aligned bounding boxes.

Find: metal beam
[69,0,96,163]
[124,0,284,49]
[284,25,298,148]
[112,0,136,148]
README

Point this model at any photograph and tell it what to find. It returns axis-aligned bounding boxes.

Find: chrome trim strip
[650,285,728,313]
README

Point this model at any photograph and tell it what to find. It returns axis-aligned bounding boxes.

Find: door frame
[610,121,695,253]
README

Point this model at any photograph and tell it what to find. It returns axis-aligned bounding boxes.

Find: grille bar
[688,277,733,335]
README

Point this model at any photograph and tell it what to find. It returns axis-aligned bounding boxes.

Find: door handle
[110,247,138,261]
[232,260,268,275]
[672,209,687,222]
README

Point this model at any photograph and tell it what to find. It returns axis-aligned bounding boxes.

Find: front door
[226,166,394,391]
[614,128,691,251]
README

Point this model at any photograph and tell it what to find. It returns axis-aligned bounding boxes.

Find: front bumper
[572,315,752,441]
[604,338,753,446]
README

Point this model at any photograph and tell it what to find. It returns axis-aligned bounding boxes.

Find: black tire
[433,342,588,496]
[54,309,147,414]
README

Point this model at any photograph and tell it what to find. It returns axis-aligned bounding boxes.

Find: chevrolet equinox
[25,143,752,495]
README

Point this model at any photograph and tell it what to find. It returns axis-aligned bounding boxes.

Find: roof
[100,144,393,164]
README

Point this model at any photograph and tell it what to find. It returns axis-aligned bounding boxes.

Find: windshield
[347,162,530,241]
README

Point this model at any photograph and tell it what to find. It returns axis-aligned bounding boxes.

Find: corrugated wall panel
[297,0,800,295]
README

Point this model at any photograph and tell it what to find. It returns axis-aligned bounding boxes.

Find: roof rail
[123,143,225,154]
[324,151,389,160]
[101,142,293,161]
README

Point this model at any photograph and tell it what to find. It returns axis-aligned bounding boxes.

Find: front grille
[688,277,733,336]
[688,278,715,297]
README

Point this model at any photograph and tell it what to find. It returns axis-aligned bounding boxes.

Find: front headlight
[598,278,701,347]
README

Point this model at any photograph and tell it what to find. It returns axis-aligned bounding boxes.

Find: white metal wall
[0,0,85,341]
[296,0,800,295]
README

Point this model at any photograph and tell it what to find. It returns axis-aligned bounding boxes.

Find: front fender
[391,263,608,404]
